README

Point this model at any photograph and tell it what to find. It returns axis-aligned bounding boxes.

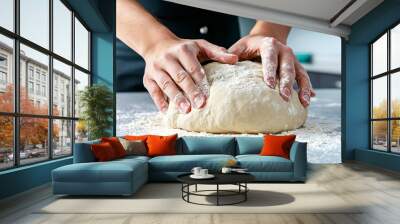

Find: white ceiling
[164,0,384,38]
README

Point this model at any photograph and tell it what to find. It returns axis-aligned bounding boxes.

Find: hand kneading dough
[164,61,307,133]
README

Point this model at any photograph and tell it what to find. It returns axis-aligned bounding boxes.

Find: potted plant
[79,84,113,140]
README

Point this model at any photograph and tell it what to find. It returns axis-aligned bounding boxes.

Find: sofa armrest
[289,141,307,181]
[73,140,100,163]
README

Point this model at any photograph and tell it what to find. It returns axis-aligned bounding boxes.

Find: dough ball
[164,61,307,133]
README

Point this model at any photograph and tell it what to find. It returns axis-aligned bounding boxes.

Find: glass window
[372,121,388,151]
[372,76,387,119]
[20,0,49,49]
[391,120,400,153]
[74,69,89,118]
[0,35,13,113]
[391,72,400,118]
[75,120,88,143]
[0,116,14,169]
[372,33,387,76]
[53,59,72,117]
[20,44,49,115]
[53,0,72,60]
[391,24,400,70]
[19,117,49,165]
[53,119,72,157]
[0,0,14,31]
[74,18,89,70]
[0,0,91,170]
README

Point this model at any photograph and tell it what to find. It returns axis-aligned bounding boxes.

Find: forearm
[250,21,291,44]
[116,0,177,57]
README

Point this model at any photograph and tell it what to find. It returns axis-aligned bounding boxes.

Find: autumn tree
[0,84,60,153]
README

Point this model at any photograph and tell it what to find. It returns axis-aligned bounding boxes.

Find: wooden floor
[1,162,400,224]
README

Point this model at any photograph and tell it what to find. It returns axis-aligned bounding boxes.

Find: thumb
[227,40,246,56]
[196,40,238,64]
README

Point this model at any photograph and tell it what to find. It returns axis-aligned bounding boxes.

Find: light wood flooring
[1,162,400,224]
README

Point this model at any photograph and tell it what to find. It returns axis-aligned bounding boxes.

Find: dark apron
[116,0,240,92]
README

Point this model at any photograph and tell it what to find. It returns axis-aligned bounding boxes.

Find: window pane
[53,119,72,157]
[0,0,14,31]
[0,35,14,112]
[391,120,400,153]
[20,44,49,115]
[391,24,400,70]
[20,117,49,165]
[75,120,88,143]
[372,76,387,119]
[0,116,13,170]
[74,69,89,118]
[20,0,49,49]
[74,18,89,70]
[391,72,400,118]
[53,59,72,117]
[53,0,72,60]
[372,33,387,76]
[372,121,388,151]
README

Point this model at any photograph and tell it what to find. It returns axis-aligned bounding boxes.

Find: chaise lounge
[52,136,307,196]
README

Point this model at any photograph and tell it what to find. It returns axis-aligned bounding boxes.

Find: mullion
[71,10,76,156]
[13,0,20,167]
[0,28,90,75]
[387,29,391,152]
[49,0,54,160]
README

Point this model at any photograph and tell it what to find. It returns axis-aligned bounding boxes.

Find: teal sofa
[52,136,307,196]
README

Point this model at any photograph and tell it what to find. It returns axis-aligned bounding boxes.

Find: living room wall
[0,0,116,200]
[343,0,400,171]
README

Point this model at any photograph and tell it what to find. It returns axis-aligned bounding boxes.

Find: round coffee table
[177,173,255,206]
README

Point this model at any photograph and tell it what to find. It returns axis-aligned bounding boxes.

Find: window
[0,0,91,170]
[371,23,400,154]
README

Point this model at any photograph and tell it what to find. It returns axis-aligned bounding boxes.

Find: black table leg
[216,184,219,206]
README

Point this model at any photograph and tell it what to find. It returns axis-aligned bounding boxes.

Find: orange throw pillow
[91,142,117,162]
[124,135,148,141]
[260,134,296,159]
[101,137,126,158]
[146,134,178,157]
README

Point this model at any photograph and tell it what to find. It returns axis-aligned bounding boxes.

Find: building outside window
[0,0,91,170]
[370,23,400,154]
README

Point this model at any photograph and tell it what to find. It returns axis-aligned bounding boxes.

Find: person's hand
[143,38,238,113]
[228,35,315,107]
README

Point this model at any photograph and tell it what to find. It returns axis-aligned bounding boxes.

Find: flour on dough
[164,61,307,133]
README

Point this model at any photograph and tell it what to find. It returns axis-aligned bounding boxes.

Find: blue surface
[52,138,307,195]
[343,0,400,172]
[355,149,400,172]
[0,157,73,199]
[235,137,263,155]
[148,154,235,172]
[73,140,99,163]
[178,136,236,155]
[52,157,148,195]
[236,155,293,172]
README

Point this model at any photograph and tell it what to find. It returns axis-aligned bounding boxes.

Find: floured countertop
[117,89,341,164]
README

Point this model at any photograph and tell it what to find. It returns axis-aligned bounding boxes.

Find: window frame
[0,0,91,171]
[370,20,400,154]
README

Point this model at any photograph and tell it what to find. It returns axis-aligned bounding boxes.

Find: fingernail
[265,77,276,88]
[193,94,206,109]
[178,100,191,114]
[282,87,291,100]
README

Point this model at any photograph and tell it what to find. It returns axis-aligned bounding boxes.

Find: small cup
[199,169,208,176]
[221,167,232,174]
[191,167,202,176]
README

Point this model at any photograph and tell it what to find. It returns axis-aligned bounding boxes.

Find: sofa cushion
[177,136,236,155]
[149,154,235,172]
[53,158,147,183]
[73,140,100,163]
[235,137,263,155]
[260,134,296,159]
[147,134,177,157]
[91,142,118,161]
[236,155,293,172]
